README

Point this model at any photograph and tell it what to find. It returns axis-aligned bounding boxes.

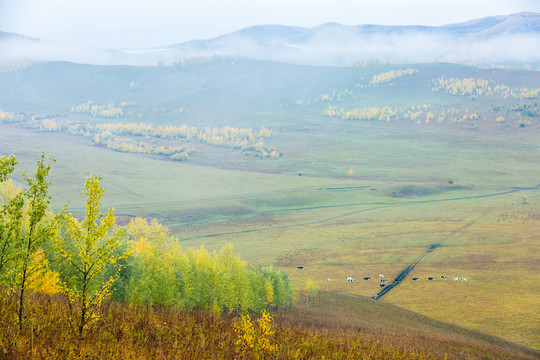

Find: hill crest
[1,12,539,67]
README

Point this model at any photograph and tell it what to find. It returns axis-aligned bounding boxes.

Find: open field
[1,59,539,350]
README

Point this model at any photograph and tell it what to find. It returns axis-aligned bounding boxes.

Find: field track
[372,182,540,299]
[373,208,494,299]
[176,182,540,241]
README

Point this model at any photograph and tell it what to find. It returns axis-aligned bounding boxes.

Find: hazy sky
[1,0,539,49]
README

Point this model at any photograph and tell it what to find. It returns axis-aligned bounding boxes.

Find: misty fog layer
[1,13,540,67]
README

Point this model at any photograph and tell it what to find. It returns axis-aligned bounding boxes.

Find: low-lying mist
[1,21,539,68]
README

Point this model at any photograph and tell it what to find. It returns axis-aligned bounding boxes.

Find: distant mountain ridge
[165,12,540,48]
[1,12,539,66]
[0,30,40,42]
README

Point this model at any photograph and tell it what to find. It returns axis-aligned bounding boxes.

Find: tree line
[0,154,293,338]
[369,68,419,85]
[71,101,126,118]
[0,61,33,74]
[323,104,490,127]
[0,111,281,160]
[432,76,540,100]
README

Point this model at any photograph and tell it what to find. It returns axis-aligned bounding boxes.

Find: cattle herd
[338,274,468,285]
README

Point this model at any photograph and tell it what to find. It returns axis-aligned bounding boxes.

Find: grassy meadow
[1,58,539,352]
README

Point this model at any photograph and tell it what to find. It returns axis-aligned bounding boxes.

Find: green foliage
[122,220,294,313]
[304,280,320,307]
[1,153,295,344]
[55,175,126,338]
[511,103,540,117]
[125,218,180,307]
[0,154,19,281]
[0,154,56,330]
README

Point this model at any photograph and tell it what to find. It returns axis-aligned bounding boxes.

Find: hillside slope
[1,13,539,66]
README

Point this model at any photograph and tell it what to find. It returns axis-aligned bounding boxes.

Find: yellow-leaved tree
[0,154,57,331]
[125,217,181,308]
[305,280,320,307]
[55,175,125,339]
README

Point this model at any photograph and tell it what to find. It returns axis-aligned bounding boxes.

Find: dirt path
[373,209,493,299]
[177,182,540,241]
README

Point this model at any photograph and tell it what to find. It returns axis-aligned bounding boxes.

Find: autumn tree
[3,154,56,331]
[55,175,125,338]
[305,280,320,307]
[125,217,181,308]
[0,154,19,280]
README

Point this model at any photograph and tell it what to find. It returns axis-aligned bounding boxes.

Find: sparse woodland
[0,154,305,358]
[0,107,281,160]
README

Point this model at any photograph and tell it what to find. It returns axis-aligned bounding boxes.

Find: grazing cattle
[327,279,332,282]
[346,277,354,282]
[460,278,467,282]
[381,279,387,283]
[378,274,384,278]
[412,277,419,281]
[441,276,447,280]
[427,277,434,280]
[363,277,371,281]
[297,266,304,270]
[452,277,459,281]
[380,284,385,287]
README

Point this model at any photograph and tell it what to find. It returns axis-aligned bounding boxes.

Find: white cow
[460,278,467,282]
[452,277,459,281]
[346,277,355,282]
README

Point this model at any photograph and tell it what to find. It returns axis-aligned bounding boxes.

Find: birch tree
[56,175,125,338]
[9,154,55,331]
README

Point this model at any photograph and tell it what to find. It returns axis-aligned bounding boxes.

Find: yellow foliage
[0,109,24,122]
[28,249,61,295]
[0,61,33,74]
[370,68,419,85]
[235,310,277,357]
[132,236,152,258]
[211,299,222,317]
[433,76,540,99]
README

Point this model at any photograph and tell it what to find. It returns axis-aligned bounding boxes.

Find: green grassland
[1,58,539,351]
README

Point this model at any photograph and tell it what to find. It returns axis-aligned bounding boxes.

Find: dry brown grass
[1,291,538,359]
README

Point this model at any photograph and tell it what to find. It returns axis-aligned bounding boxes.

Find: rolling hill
[1,35,539,353]
[1,12,539,66]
